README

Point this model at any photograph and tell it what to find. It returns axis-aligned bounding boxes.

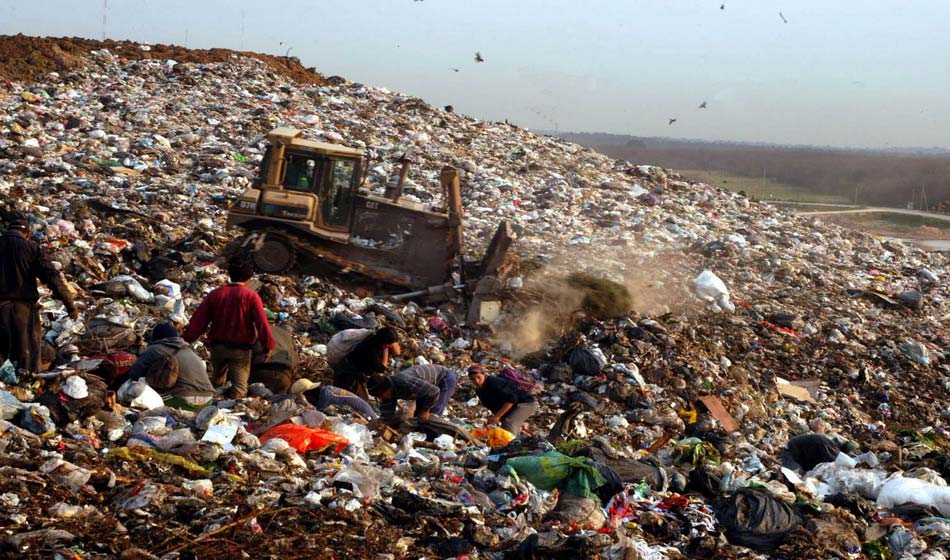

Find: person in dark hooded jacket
[127,323,214,407]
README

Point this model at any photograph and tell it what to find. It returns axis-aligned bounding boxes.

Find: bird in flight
[698,101,707,109]
[668,118,677,125]
[779,11,788,23]
[720,4,725,9]
[475,52,484,63]
[451,68,460,72]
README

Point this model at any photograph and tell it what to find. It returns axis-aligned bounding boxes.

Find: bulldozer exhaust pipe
[390,155,412,203]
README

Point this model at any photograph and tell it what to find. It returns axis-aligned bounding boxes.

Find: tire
[252,233,296,273]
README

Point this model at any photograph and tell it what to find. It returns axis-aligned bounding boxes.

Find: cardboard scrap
[775,377,819,404]
[698,395,738,432]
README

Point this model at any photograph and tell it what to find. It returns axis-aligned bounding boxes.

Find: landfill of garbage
[1,35,949,559]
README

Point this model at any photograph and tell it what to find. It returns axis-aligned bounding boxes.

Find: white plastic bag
[805,463,888,500]
[877,476,950,516]
[434,434,456,450]
[332,463,392,499]
[695,270,735,312]
[117,379,164,410]
[111,275,154,302]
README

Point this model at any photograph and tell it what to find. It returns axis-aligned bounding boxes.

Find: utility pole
[101,0,107,40]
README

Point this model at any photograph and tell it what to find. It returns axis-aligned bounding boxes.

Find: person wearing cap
[127,322,214,408]
[0,211,77,374]
[183,257,275,399]
[367,363,458,423]
[467,365,539,437]
[292,379,378,420]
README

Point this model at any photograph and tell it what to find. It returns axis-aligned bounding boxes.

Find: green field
[677,169,852,204]
[837,211,950,230]
[771,202,866,213]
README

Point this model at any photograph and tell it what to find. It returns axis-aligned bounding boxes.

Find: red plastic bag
[260,424,349,453]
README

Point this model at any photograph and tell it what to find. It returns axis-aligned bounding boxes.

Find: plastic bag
[782,433,841,474]
[81,317,138,353]
[332,462,392,499]
[154,279,186,323]
[471,426,516,448]
[568,346,605,376]
[434,434,456,450]
[117,379,164,410]
[109,275,154,302]
[15,405,56,436]
[806,463,888,500]
[506,451,606,500]
[715,488,802,552]
[695,270,735,312]
[61,376,88,399]
[330,419,374,455]
[156,428,198,455]
[0,389,25,420]
[877,476,950,516]
[260,423,349,453]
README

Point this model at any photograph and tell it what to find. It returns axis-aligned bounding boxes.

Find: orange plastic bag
[471,426,516,448]
[260,424,349,453]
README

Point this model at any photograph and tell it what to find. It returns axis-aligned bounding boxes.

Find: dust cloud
[492,249,697,358]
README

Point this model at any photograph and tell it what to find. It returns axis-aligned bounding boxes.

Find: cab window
[323,159,356,227]
[283,153,321,192]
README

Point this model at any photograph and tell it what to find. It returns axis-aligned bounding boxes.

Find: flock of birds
[668,6,789,125]
[433,3,792,129]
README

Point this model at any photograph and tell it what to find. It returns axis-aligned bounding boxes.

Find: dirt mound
[914,224,950,240]
[0,34,325,84]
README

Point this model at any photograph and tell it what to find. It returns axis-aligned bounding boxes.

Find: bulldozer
[227,127,514,317]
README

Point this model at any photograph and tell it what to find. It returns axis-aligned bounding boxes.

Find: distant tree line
[557,133,950,209]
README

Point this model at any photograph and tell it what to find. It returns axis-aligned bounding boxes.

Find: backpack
[327,328,373,368]
[500,367,542,394]
[145,348,180,391]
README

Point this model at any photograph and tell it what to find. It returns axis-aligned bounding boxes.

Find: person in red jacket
[183,258,275,398]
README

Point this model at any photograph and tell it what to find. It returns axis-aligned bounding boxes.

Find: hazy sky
[4,0,950,149]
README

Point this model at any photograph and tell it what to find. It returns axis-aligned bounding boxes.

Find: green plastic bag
[506,451,606,501]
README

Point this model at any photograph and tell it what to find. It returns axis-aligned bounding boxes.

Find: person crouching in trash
[367,363,458,423]
[332,326,401,400]
[467,365,538,437]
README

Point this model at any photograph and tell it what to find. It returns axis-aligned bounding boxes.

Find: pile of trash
[1,35,949,559]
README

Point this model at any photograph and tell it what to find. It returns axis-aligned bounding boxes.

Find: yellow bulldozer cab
[250,127,365,232]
